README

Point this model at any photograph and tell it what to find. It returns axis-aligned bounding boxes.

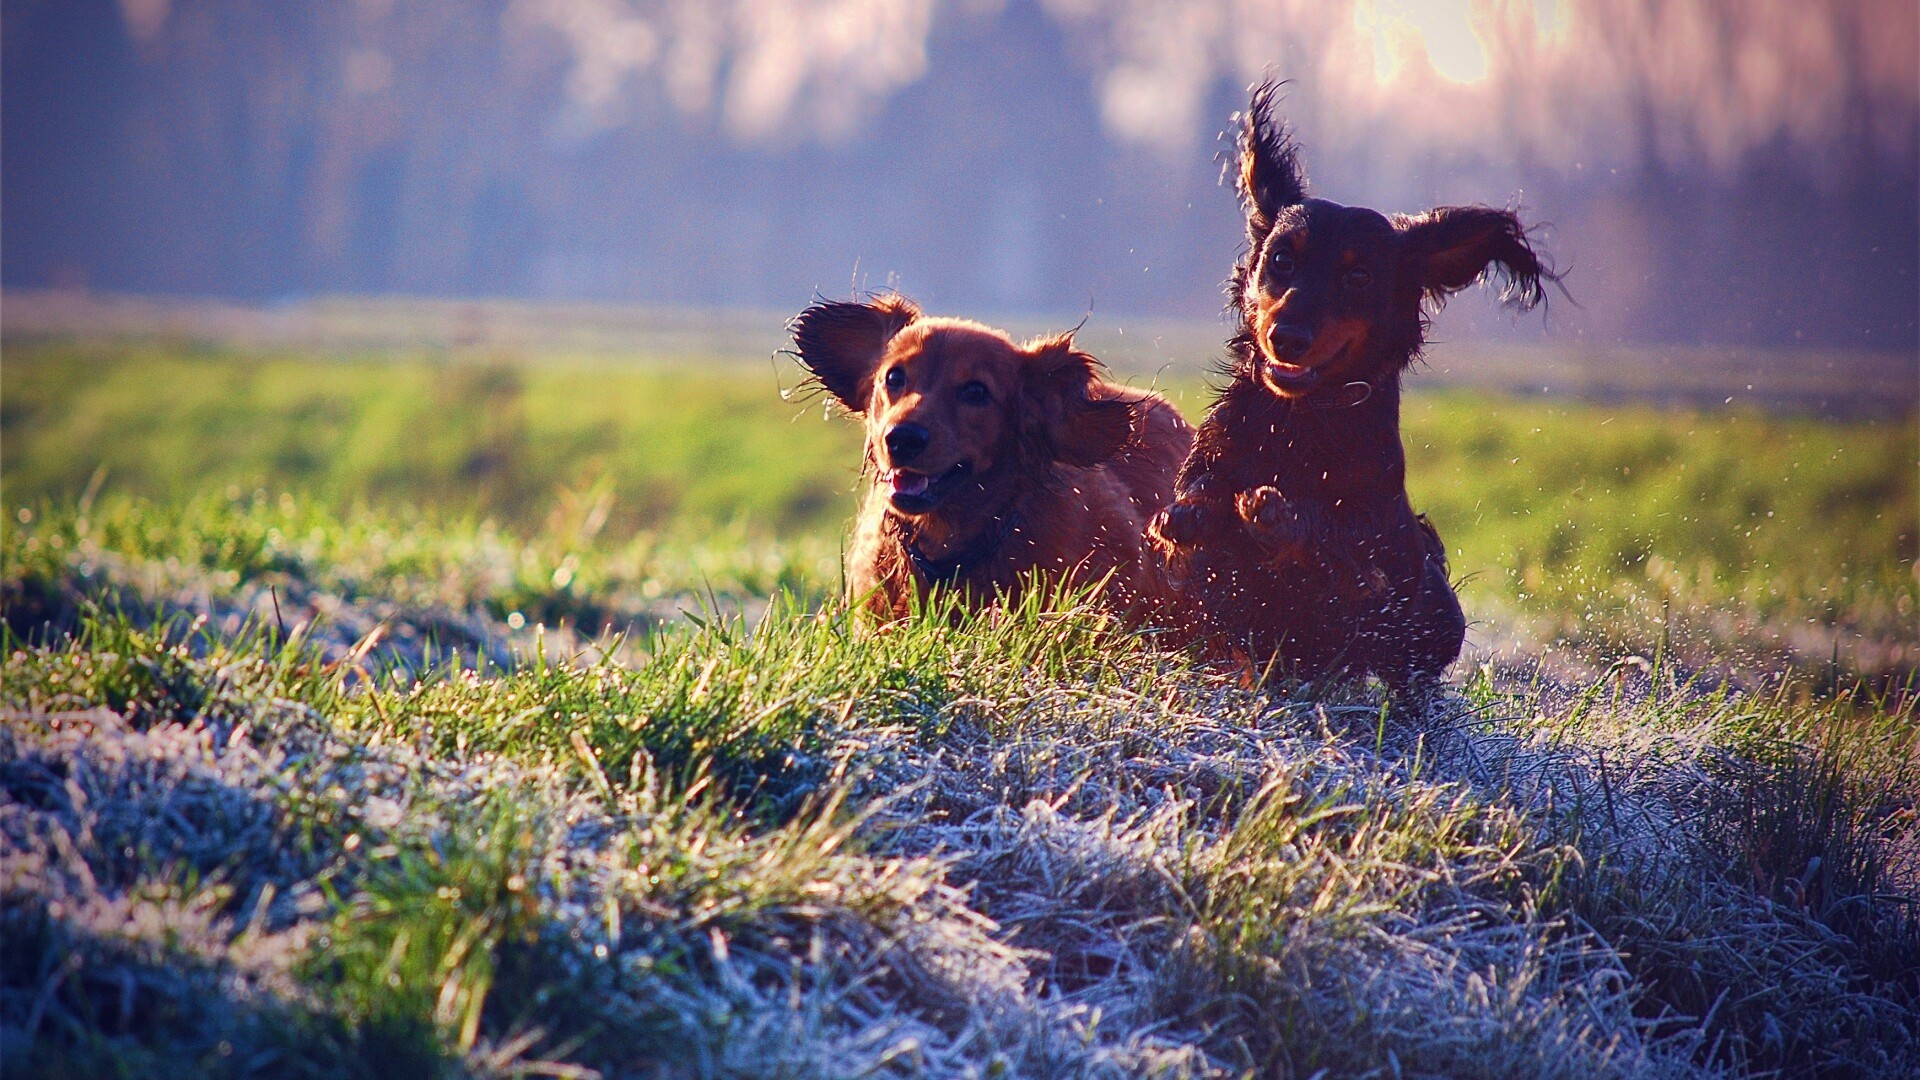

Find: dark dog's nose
[1268,324,1313,363]
[885,422,931,463]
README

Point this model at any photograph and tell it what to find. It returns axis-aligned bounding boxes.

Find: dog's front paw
[1235,486,1304,548]
[1149,498,1220,551]
[1236,486,1297,530]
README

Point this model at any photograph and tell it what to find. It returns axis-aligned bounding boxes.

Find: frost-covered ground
[4,507,1915,1077]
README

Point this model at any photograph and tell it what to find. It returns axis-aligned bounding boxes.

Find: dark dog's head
[1232,81,1557,398]
[791,295,1134,517]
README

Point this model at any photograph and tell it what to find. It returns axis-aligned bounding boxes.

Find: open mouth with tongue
[886,462,972,513]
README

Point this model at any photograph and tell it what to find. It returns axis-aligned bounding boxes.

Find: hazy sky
[5,0,1915,347]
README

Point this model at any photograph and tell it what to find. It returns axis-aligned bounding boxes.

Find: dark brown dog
[1151,83,1556,696]
[792,295,1194,620]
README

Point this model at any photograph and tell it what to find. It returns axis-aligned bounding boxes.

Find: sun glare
[1357,0,1490,86]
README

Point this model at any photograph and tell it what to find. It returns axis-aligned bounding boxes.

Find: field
[4,332,1918,1077]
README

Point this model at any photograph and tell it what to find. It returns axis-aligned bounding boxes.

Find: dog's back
[1099,383,1191,524]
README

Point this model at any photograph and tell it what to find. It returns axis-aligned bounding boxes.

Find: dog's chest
[1212,400,1395,504]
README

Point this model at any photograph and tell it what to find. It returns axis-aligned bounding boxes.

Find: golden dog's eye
[1345,267,1371,289]
[959,381,991,406]
[883,366,906,392]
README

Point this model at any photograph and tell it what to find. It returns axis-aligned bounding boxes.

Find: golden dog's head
[791,295,1134,517]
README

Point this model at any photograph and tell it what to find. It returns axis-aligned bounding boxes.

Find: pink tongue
[890,471,931,497]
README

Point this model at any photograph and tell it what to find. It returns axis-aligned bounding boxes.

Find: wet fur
[1152,81,1557,691]
[792,295,1194,620]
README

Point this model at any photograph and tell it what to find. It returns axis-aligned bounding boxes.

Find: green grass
[3,337,1918,1076]
[1,341,865,533]
[6,340,1913,676]
[1404,391,1918,679]
[1,487,838,651]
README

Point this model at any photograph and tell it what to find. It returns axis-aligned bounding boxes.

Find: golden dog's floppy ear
[1023,332,1135,468]
[789,294,921,413]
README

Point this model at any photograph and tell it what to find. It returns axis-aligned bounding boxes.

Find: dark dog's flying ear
[1023,333,1135,468]
[1398,206,1555,311]
[789,295,921,412]
[1239,80,1307,246]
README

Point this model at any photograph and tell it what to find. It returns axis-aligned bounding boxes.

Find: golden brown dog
[790,294,1194,620]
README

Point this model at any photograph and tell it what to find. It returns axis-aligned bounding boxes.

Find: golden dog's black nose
[885,422,930,462]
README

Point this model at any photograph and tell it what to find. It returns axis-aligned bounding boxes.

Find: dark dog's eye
[884,366,906,392]
[1345,267,1372,290]
[959,381,991,406]
[1269,248,1295,277]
